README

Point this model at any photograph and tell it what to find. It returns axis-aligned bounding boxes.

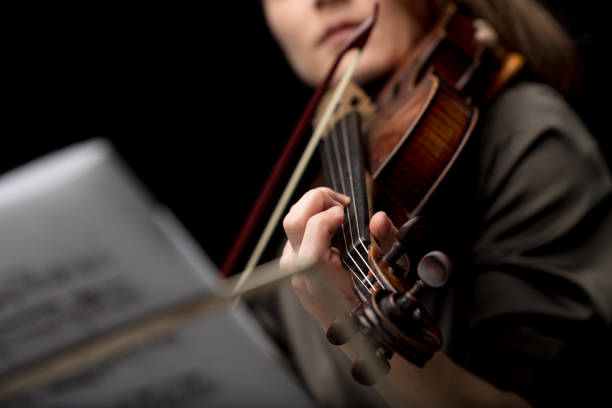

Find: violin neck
[319,111,373,296]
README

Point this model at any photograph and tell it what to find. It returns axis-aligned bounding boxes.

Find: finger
[370,211,398,252]
[322,250,359,304]
[284,187,350,251]
[298,205,345,266]
[370,211,411,275]
[328,247,344,270]
[279,241,296,270]
[315,187,352,206]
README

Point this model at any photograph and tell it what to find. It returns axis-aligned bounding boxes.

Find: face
[261,0,432,87]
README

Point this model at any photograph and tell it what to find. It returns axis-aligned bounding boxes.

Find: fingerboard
[319,111,377,299]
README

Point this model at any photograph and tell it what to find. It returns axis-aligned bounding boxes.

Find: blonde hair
[403,0,582,97]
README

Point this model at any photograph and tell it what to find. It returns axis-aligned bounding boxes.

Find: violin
[224,2,524,385]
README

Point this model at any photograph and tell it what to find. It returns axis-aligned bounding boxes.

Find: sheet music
[0,140,313,407]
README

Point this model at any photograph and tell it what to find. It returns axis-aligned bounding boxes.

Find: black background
[3,2,607,270]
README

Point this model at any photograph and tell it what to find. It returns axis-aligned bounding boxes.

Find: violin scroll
[326,217,453,385]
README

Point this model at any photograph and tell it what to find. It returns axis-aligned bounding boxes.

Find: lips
[317,21,362,46]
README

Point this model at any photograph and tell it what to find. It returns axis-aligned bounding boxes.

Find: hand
[280,186,399,329]
[280,187,356,327]
[281,191,530,407]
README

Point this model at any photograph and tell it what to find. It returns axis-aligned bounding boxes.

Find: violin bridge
[312,81,377,131]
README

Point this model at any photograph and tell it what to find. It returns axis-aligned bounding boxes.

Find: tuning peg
[408,251,452,299]
[397,216,428,244]
[327,311,359,345]
[383,216,429,277]
[342,287,445,385]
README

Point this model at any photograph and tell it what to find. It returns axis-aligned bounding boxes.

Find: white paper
[0,140,313,407]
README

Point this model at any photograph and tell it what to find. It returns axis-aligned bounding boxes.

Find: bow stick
[229,3,380,300]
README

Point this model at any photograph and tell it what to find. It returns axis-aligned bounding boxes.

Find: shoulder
[475,81,610,203]
[470,81,612,323]
[479,81,595,154]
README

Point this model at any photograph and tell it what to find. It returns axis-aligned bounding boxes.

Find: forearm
[330,326,529,408]
[373,350,530,407]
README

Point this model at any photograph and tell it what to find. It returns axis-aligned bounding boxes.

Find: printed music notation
[0,140,313,407]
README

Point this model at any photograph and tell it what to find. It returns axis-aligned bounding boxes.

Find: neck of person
[358,71,393,101]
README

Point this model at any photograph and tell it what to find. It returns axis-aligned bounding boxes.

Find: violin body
[368,74,477,221]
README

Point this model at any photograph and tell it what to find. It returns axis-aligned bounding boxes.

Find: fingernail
[371,211,391,235]
[340,194,351,205]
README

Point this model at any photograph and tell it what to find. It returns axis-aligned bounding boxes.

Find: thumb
[370,211,398,252]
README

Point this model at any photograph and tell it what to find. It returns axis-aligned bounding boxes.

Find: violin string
[323,122,373,291]
[322,134,371,290]
[339,116,383,288]
[336,120,377,290]
[331,124,371,282]
[323,127,373,291]
[329,121,374,289]
[342,260,370,294]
